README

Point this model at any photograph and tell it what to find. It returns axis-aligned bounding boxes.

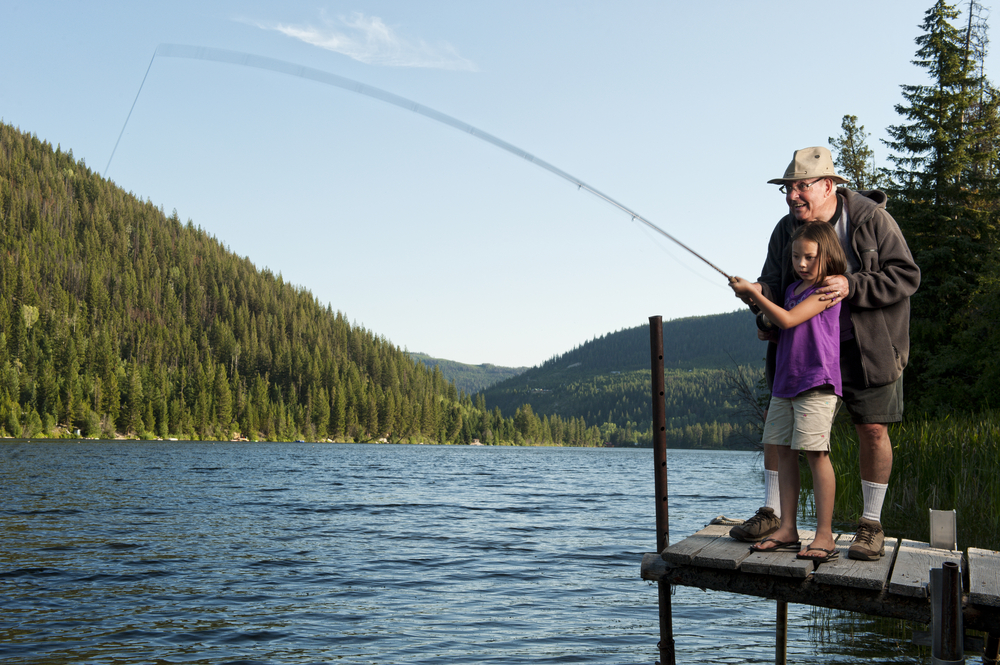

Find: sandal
[749,537,802,553]
[796,547,839,563]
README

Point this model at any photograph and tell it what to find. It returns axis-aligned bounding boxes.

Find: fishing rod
[107,43,735,282]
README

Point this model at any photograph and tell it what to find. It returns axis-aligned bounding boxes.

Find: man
[729,146,920,561]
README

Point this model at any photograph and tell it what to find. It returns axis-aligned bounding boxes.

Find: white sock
[862,480,888,522]
[764,469,781,518]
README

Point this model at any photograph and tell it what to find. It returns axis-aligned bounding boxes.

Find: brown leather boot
[848,518,885,561]
[729,506,780,542]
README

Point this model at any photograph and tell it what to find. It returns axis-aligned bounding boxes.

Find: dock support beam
[776,601,788,665]
[649,316,674,665]
[984,633,999,664]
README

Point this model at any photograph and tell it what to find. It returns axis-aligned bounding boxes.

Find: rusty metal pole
[649,316,674,665]
[940,561,963,662]
[776,601,788,665]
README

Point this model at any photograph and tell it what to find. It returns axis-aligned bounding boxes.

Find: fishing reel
[749,303,776,332]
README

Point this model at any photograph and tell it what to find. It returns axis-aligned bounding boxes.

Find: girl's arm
[729,277,828,330]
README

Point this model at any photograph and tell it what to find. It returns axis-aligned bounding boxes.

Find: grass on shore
[816,410,1000,551]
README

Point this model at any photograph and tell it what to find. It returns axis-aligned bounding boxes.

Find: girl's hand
[728,276,759,298]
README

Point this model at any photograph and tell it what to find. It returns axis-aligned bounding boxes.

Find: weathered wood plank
[969,547,1000,608]
[888,539,963,598]
[741,530,815,578]
[642,554,933,623]
[642,552,670,581]
[641,542,1000,636]
[812,533,899,591]
[660,524,732,565]
[690,530,757,570]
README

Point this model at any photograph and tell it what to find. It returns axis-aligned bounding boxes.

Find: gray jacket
[758,188,920,388]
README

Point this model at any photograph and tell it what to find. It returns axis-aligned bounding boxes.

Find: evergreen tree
[0,120,596,445]
[214,363,233,435]
[829,115,882,190]
[123,359,144,435]
[883,0,1000,410]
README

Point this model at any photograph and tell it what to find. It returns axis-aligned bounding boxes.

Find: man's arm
[844,212,920,308]
[756,219,788,303]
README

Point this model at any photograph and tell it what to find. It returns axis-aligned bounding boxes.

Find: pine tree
[123,359,144,435]
[214,364,233,435]
[829,115,882,190]
[883,0,1000,410]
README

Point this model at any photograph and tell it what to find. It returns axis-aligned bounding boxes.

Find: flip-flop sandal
[749,537,802,553]
[796,547,839,563]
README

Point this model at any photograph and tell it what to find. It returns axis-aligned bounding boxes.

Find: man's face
[783,177,836,222]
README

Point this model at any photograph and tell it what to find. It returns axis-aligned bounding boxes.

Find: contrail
[107,43,732,281]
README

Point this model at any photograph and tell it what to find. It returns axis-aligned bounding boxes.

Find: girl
[730,221,848,563]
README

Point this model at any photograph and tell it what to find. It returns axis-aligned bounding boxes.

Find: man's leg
[839,337,900,561]
[729,405,783,542]
[858,422,890,521]
[858,422,891,484]
[850,422,891,560]
[752,444,801,550]
[763,442,781,517]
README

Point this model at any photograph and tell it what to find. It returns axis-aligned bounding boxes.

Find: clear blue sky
[1,1,985,367]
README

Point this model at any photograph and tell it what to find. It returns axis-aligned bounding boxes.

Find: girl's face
[792,238,821,284]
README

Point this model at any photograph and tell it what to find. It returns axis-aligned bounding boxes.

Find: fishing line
[107,43,734,281]
[105,51,157,177]
[634,222,728,290]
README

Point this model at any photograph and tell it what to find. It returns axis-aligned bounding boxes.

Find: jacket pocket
[859,247,879,272]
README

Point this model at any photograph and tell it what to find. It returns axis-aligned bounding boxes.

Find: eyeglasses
[779,178,826,194]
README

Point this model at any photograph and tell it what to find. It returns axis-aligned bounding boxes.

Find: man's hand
[757,328,778,342]
[817,274,849,308]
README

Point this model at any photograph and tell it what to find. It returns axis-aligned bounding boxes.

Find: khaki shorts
[763,387,841,452]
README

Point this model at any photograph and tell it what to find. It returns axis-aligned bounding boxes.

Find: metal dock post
[649,315,674,665]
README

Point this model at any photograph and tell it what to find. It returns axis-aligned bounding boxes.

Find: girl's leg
[803,450,836,554]
[776,444,800,535]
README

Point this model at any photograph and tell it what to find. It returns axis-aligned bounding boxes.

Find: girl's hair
[789,222,847,284]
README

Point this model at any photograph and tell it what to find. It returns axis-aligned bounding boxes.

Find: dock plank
[690,531,757,570]
[812,534,898,591]
[742,530,815,578]
[642,525,1000,636]
[888,539,963,598]
[969,547,1000,608]
[660,524,732,565]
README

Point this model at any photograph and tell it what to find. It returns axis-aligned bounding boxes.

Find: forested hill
[0,120,762,448]
[477,312,767,449]
[0,122,591,444]
[537,311,761,374]
[409,353,527,394]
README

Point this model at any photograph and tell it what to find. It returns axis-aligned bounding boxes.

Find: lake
[0,442,923,663]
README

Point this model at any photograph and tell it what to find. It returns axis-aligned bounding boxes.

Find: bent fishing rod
[107,44,735,282]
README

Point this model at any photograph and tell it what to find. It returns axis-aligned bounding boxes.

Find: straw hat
[768,146,848,185]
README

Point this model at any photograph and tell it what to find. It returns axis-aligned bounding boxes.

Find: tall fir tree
[883,0,1000,411]
[829,115,882,190]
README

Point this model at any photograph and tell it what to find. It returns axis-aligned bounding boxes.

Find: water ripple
[0,442,924,664]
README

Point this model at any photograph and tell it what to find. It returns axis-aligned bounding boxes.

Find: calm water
[0,442,923,664]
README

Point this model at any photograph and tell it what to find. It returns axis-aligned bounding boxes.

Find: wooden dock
[641,523,1000,636]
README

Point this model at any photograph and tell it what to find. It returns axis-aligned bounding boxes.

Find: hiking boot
[848,518,885,561]
[729,506,780,542]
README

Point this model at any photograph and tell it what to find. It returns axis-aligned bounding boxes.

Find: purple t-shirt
[772,282,842,399]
